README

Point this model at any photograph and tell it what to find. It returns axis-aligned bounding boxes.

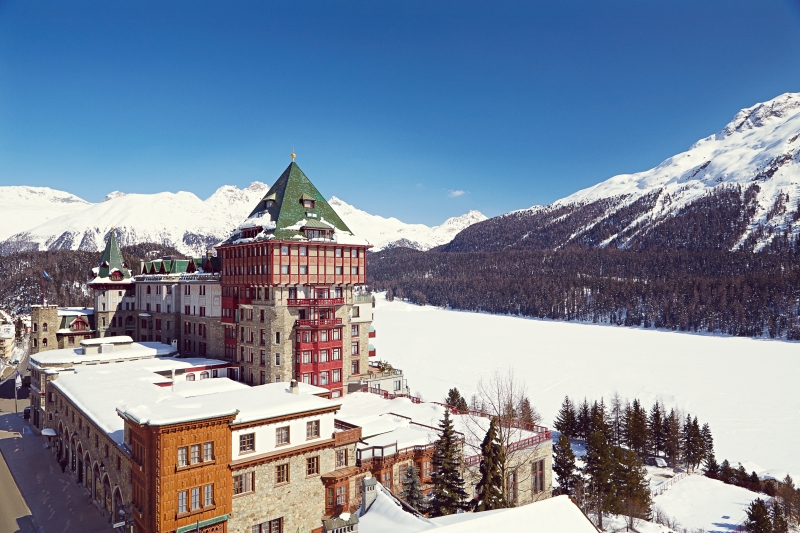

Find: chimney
[289,379,299,395]
[359,476,377,515]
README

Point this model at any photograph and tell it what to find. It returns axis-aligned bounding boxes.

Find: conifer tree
[611,447,652,528]
[400,464,425,511]
[519,397,537,425]
[553,432,578,496]
[610,392,624,447]
[719,459,734,483]
[744,498,773,533]
[577,398,591,440]
[648,402,665,456]
[772,501,790,533]
[553,396,577,440]
[429,410,469,516]
[446,388,469,412]
[472,418,505,511]
[626,399,649,458]
[703,454,719,478]
[663,409,681,467]
[701,422,714,459]
[583,428,615,530]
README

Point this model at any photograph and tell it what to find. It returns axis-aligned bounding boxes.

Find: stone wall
[29,305,58,354]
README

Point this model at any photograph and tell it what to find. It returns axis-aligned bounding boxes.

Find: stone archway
[83,453,91,489]
[102,475,112,513]
[93,464,102,504]
[113,486,124,526]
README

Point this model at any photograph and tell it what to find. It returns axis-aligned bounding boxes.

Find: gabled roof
[221,161,363,245]
[93,231,131,281]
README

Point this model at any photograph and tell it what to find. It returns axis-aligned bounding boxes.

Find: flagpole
[41,274,44,306]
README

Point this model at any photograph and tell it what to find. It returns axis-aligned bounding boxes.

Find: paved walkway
[0,391,113,533]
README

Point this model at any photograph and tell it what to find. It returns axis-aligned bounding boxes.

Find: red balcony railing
[295,318,343,328]
[287,298,344,307]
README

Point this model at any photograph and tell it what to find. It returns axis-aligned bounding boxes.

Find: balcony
[287,298,344,307]
[368,325,375,338]
[295,318,343,328]
[368,344,376,357]
[353,294,373,304]
[333,419,362,446]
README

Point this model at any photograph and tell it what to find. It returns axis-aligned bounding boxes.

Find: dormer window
[265,199,274,208]
[303,199,314,209]
[110,271,123,281]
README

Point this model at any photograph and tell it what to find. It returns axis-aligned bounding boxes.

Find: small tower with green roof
[89,229,137,339]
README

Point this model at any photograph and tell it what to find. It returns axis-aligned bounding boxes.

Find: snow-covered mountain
[1,183,270,256]
[0,184,486,256]
[445,92,800,253]
[0,186,91,241]
[329,197,487,251]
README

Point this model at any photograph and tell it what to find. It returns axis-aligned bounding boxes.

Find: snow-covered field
[370,294,800,478]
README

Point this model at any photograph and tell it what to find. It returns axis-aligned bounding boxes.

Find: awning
[41,428,57,436]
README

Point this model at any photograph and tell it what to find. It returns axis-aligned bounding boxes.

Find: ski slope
[370,294,800,478]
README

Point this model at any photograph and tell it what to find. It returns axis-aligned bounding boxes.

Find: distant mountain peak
[103,191,126,202]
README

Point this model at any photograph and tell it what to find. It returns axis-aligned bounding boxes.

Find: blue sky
[1,0,800,224]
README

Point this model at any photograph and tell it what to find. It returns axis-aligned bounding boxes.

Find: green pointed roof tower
[222,161,362,244]
[95,230,131,280]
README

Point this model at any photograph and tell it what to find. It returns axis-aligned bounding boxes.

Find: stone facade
[463,440,553,505]
[94,285,137,338]
[29,305,59,354]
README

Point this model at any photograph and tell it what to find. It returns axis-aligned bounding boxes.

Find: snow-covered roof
[57,307,94,316]
[358,483,596,533]
[80,335,133,346]
[52,357,341,443]
[30,341,176,367]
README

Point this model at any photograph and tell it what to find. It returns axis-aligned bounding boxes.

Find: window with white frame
[178,446,188,467]
[178,490,187,513]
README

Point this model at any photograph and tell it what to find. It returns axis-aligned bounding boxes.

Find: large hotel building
[27,160,553,533]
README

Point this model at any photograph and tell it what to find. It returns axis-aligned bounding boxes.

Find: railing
[463,431,551,467]
[287,298,344,307]
[295,318,343,327]
[359,385,421,403]
[333,419,362,446]
[357,442,437,467]
[353,294,373,303]
[651,472,689,497]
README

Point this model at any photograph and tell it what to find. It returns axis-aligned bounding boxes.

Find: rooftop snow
[30,341,177,367]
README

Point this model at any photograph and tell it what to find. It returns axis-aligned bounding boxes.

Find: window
[383,471,392,485]
[335,266,342,275]
[336,449,348,468]
[178,447,188,467]
[332,329,341,341]
[275,332,281,344]
[178,490,187,513]
[253,519,283,533]
[394,379,402,391]
[532,459,545,494]
[275,463,289,484]
[276,426,290,446]
[200,371,209,379]
[302,351,312,364]
[306,420,320,439]
[351,325,359,336]
[233,472,254,494]
[190,444,201,464]
[280,265,289,274]
[204,484,213,507]
[191,487,200,510]
[320,371,329,385]
[186,373,196,382]
[351,361,359,375]
[335,248,342,257]
[281,246,289,256]
[332,348,341,360]
[275,353,281,366]
[299,265,307,275]
[320,349,328,362]
[306,456,320,476]
[507,470,518,503]
[260,371,266,385]
[68,336,74,345]
[351,266,359,275]
[352,306,360,318]
[351,342,359,355]
[299,246,307,256]
[260,350,266,364]
[336,485,347,505]
[204,442,214,462]
[332,369,341,383]
[239,433,255,453]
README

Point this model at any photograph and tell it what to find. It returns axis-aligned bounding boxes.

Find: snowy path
[370,295,800,478]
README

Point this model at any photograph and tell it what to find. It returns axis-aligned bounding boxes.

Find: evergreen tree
[719,459,734,483]
[554,396,577,440]
[445,388,469,412]
[400,464,425,511]
[744,498,773,533]
[610,392,624,447]
[519,397,537,426]
[703,454,719,478]
[583,428,615,530]
[472,418,505,511]
[772,500,789,533]
[682,416,705,472]
[626,399,649,458]
[701,422,714,459]
[610,447,653,528]
[429,410,469,516]
[553,433,578,496]
[663,409,681,467]
[577,398,591,440]
[648,402,665,456]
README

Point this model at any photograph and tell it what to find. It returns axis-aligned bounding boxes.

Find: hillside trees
[428,410,469,516]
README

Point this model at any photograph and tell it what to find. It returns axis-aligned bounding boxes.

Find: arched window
[42,323,48,332]
[42,338,48,347]
[33,338,38,348]
[185,373,195,382]
[199,371,209,380]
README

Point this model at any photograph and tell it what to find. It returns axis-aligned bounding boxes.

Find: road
[0,438,35,533]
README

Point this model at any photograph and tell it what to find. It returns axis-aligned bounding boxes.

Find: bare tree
[463,369,545,505]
